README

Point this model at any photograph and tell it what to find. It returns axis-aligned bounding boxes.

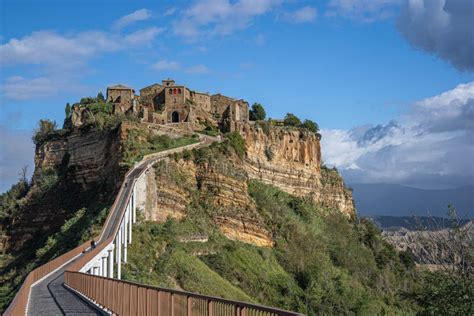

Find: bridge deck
[24,137,216,315]
[28,257,103,315]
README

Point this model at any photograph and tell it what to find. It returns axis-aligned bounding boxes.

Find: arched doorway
[172,111,179,123]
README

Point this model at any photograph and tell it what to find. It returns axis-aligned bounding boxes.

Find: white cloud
[326,0,401,22]
[152,60,210,75]
[0,31,120,68]
[398,0,474,72]
[282,6,317,23]
[322,82,474,188]
[124,27,164,45]
[0,27,162,100]
[152,60,182,71]
[1,76,58,100]
[113,9,152,30]
[185,64,211,74]
[164,7,177,17]
[173,0,282,39]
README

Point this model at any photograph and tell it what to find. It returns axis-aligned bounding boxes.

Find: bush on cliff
[32,119,58,145]
[249,103,266,121]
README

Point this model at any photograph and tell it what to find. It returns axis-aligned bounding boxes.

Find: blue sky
[1,0,473,191]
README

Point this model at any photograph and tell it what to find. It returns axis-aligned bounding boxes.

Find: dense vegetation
[249,103,266,121]
[0,171,109,310]
[283,113,320,134]
[121,128,199,167]
[119,140,420,315]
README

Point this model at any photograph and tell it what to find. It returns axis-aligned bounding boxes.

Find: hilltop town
[70,79,250,133]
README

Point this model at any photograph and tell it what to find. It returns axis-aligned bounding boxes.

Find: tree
[301,119,319,133]
[249,103,266,121]
[97,91,105,102]
[407,206,473,315]
[65,103,71,119]
[283,113,301,127]
[32,119,57,144]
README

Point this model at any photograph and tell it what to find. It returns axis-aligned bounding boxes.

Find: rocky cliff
[242,124,354,218]
[383,222,474,267]
[136,124,355,248]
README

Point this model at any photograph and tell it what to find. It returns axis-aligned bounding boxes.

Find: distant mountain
[350,183,473,218]
[365,215,471,231]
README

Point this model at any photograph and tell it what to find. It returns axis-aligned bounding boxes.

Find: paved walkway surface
[28,257,103,315]
[26,136,218,315]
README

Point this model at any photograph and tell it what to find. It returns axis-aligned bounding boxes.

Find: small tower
[162,79,175,87]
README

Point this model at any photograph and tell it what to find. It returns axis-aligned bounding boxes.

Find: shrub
[32,119,57,145]
[249,103,266,121]
[300,119,319,133]
[264,147,274,161]
[283,113,302,127]
[225,132,246,159]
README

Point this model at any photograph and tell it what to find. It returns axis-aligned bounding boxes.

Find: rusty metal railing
[5,134,303,316]
[64,272,302,316]
[4,240,91,315]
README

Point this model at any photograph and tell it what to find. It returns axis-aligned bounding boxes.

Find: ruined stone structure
[106,85,136,115]
[106,79,249,132]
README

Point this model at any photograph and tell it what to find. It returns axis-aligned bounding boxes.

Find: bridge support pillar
[101,255,107,277]
[123,214,128,263]
[128,202,132,244]
[108,248,114,278]
[116,227,122,279]
[98,259,102,276]
[132,185,137,223]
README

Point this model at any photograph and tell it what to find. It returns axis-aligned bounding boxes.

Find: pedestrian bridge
[5,135,302,316]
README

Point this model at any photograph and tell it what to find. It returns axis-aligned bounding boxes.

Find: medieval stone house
[106,79,249,132]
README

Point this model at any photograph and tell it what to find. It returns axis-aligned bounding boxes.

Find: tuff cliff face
[34,126,125,191]
[137,124,355,248]
[3,124,133,253]
[8,122,354,251]
[242,124,355,218]
[137,154,273,247]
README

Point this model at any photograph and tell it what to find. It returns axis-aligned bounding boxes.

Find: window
[178,88,182,94]
[168,89,172,95]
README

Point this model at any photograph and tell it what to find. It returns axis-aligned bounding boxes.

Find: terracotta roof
[108,84,133,90]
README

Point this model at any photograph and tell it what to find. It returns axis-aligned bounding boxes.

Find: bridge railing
[6,134,303,316]
[64,271,301,316]
[4,239,91,315]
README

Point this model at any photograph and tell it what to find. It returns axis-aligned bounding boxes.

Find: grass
[123,178,419,315]
[122,130,199,167]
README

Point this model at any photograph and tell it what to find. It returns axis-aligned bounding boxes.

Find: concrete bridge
[5,134,302,316]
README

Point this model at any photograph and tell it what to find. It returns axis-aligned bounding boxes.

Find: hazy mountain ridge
[351,183,473,218]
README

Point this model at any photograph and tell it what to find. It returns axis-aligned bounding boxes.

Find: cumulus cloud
[326,0,401,22]
[173,0,282,39]
[1,76,58,100]
[397,0,474,72]
[0,27,162,100]
[322,82,474,188]
[124,27,164,45]
[185,64,211,74]
[152,60,210,75]
[152,60,181,71]
[0,31,120,68]
[113,9,152,30]
[282,6,317,23]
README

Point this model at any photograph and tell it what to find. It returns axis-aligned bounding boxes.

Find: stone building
[106,85,137,115]
[107,79,249,132]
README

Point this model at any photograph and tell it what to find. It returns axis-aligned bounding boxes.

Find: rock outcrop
[242,124,355,218]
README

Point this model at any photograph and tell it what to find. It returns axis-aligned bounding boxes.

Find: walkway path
[26,134,218,315]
